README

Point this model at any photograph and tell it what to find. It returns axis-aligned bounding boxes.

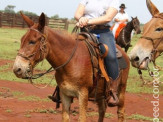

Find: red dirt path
[0,80,162,122]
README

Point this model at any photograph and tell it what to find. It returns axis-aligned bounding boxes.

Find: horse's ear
[131,16,133,19]
[20,11,34,27]
[146,0,160,16]
[38,13,45,32]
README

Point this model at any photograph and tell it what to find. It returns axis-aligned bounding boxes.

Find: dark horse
[116,17,141,52]
[13,12,130,122]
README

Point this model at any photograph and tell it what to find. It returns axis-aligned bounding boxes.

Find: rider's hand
[77,17,89,27]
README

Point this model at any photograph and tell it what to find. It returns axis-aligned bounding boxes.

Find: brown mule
[13,12,130,122]
[130,0,163,70]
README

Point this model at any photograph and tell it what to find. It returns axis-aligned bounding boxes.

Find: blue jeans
[91,29,119,80]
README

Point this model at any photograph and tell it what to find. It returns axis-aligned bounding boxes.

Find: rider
[112,3,129,39]
[74,0,120,106]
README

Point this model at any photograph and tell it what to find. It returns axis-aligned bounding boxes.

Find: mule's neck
[45,27,76,69]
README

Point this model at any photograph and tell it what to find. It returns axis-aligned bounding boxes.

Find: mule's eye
[155,27,163,32]
[29,40,36,45]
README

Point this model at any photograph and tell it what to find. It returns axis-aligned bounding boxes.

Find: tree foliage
[17,10,38,16]
[51,14,59,19]
[4,5,15,13]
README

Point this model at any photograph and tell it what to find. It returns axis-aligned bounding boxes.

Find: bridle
[121,18,140,46]
[140,36,163,62]
[18,28,47,61]
[17,28,79,88]
[137,15,163,84]
[132,18,140,34]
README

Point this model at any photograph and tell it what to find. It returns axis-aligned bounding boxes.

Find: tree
[51,14,59,19]
[4,5,15,13]
[17,10,38,17]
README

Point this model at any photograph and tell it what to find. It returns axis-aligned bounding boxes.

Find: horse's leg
[96,98,107,122]
[60,91,72,122]
[117,71,128,122]
[78,88,88,122]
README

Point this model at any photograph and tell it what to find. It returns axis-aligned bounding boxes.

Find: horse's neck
[45,28,76,68]
[125,21,134,33]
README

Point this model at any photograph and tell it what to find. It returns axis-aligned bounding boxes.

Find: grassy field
[0,27,162,94]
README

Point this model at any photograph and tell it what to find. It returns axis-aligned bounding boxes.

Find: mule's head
[13,12,48,78]
[131,16,141,34]
[130,0,163,70]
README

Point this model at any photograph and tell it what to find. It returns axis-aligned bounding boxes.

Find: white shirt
[114,12,129,24]
[80,0,119,20]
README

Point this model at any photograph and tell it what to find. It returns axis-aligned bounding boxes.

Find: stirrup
[48,95,61,103]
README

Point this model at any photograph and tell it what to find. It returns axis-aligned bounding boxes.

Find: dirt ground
[0,59,162,122]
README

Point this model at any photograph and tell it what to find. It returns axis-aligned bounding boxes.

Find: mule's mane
[45,26,76,42]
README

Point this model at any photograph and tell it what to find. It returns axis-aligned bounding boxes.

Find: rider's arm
[87,7,118,25]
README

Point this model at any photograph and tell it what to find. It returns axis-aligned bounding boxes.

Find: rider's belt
[93,25,110,30]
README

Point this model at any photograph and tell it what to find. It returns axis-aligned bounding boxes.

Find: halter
[121,18,140,47]
[17,28,47,61]
[132,18,140,32]
[137,15,163,84]
[17,28,79,89]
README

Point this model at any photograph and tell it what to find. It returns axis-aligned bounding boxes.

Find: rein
[18,28,79,89]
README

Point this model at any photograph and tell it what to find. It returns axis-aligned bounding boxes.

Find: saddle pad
[115,23,126,40]
[118,56,127,70]
[116,47,127,70]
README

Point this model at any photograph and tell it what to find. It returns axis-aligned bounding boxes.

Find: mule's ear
[38,13,45,32]
[20,11,34,27]
[131,16,133,19]
[146,0,160,16]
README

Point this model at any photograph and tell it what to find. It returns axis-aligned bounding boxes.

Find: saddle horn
[146,0,160,16]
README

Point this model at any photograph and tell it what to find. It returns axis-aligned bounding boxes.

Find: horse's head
[131,16,141,34]
[130,0,163,70]
[13,12,48,78]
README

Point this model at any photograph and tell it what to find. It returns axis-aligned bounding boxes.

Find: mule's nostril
[16,68,22,74]
[134,56,139,62]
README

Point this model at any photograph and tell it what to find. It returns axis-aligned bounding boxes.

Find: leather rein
[17,28,79,88]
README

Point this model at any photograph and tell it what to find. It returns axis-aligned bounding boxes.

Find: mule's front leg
[60,91,72,122]
[78,88,88,122]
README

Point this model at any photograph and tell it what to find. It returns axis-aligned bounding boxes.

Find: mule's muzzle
[13,66,32,78]
[13,56,32,79]
[130,55,150,70]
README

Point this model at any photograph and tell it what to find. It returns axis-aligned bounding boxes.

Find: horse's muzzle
[13,56,31,78]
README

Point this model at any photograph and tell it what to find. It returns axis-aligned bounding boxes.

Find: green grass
[18,95,50,102]
[5,109,12,113]
[127,114,163,122]
[30,108,58,114]
[0,28,26,60]
[0,27,163,95]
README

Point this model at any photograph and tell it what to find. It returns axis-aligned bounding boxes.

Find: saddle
[49,27,127,108]
[77,32,110,82]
